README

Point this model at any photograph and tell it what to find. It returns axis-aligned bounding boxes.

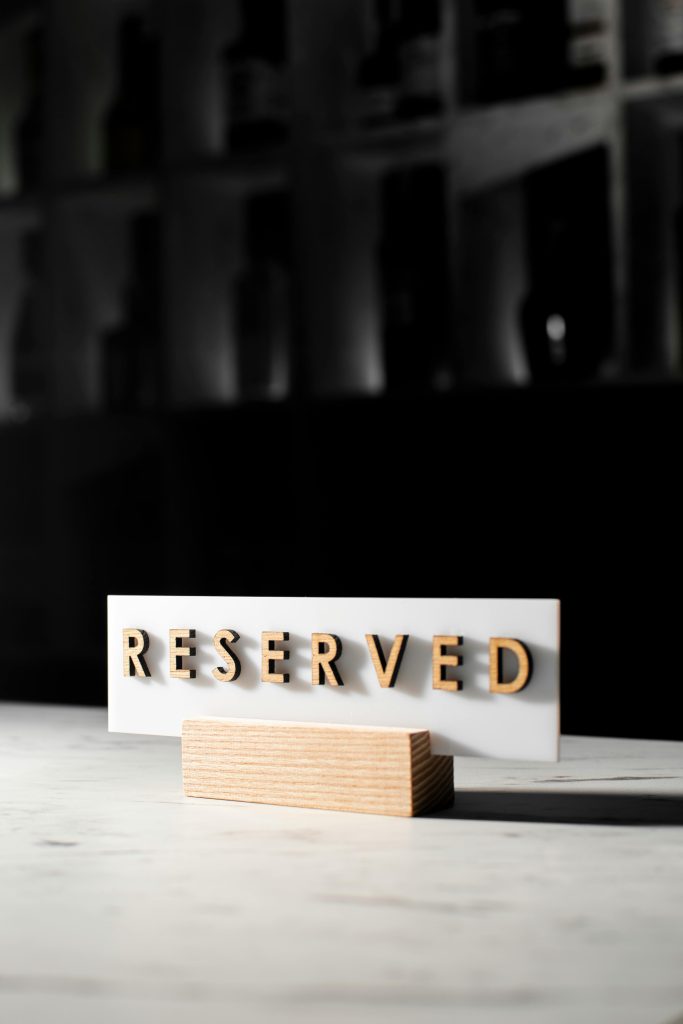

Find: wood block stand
[182,718,454,817]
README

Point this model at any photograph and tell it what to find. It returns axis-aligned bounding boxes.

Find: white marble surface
[1,703,682,1024]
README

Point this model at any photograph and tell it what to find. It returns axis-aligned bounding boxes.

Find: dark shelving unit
[1,1,683,740]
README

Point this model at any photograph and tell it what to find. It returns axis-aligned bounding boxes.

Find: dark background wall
[0,0,681,740]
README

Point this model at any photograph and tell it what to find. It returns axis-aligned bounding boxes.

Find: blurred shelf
[621,74,683,103]
[2,371,683,440]
[170,152,288,194]
[0,0,41,32]
[460,83,612,115]
[0,411,33,429]
[330,117,447,171]
[0,193,42,229]
[51,174,159,213]
[3,155,289,216]
[334,90,614,187]
[451,89,615,193]
[0,2,680,425]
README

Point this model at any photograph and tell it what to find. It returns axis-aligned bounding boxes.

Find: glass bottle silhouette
[12,230,47,417]
[565,0,608,88]
[396,0,443,119]
[16,28,45,193]
[105,15,162,174]
[521,148,612,382]
[235,192,291,400]
[222,0,289,152]
[471,0,564,102]
[472,0,528,102]
[650,0,683,73]
[356,0,401,127]
[103,214,162,412]
[378,166,448,393]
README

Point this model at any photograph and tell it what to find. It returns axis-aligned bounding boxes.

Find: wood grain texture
[261,632,290,684]
[212,629,241,682]
[311,633,344,686]
[169,628,197,679]
[432,634,463,691]
[122,628,150,678]
[489,637,532,693]
[182,718,454,817]
[365,633,409,688]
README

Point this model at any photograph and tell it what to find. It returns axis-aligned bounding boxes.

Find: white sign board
[108,595,560,761]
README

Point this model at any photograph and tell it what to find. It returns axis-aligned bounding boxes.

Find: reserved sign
[107,595,560,760]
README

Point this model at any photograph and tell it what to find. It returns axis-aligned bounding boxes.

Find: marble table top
[1,703,682,1024]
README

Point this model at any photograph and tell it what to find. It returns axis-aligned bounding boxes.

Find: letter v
[365,634,409,688]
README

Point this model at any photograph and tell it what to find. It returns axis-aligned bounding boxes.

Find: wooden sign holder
[182,718,454,817]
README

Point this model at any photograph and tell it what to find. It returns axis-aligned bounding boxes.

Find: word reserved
[122,628,533,694]
[108,596,560,760]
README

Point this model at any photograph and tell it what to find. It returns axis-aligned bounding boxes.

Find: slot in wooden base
[182,718,454,817]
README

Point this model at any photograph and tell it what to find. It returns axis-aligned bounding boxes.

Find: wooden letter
[489,638,532,693]
[432,635,462,691]
[212,629,241,682]
[262,631,290,683]
[365,634,408,688]
[122,628,151,678]
[169,628,197,680]
[311,633,344,686]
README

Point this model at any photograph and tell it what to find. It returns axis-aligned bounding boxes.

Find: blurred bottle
[396,0,444,119]
[103,214,163,412]
[520,148,612,382]
[356,0,401,127]
[674,135,683,375]
[472,0,527,101]
[235,192,291,400]
[650,0,683,73]
[16,28,45,192]
[222,0,289,152]
[471,0,565,102]
[378,166,448,392]
[12,230,47,417]
[105,15,162,174]
[565,0,609,88]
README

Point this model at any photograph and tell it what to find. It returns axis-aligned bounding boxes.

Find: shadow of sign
[428,790,683,826]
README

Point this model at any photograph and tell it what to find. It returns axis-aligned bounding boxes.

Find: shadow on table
[429,791,683,826]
